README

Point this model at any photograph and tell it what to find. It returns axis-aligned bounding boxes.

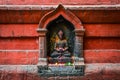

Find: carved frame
[37,4,85,77]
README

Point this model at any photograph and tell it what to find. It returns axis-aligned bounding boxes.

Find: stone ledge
[85,63,120,75]
[0,5,120,10]
[0,63,119,80]
[0,63,119,75]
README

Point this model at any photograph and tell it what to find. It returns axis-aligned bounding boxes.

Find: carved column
[74,29,85,65]
[74,29,84,57]
[37,29,47,66]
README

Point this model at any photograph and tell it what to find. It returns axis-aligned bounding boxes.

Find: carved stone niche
[37,4,85,77]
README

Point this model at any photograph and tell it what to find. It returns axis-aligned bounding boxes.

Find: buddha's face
[58,30,63,39]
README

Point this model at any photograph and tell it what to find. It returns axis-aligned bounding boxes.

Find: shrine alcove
[46,15,75,64]
[37,4,85,77]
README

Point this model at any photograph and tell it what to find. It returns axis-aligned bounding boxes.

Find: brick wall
[0,3,120,80]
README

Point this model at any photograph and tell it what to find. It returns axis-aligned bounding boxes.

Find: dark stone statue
[50,30,71,59]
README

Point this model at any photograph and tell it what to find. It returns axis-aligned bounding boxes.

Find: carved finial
[56,4,66,11]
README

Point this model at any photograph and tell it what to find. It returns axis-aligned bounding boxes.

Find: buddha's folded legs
[51,51,61,58]
[63,51,71,57]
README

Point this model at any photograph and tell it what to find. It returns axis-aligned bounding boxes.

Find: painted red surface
[0,51,38,64]
[0,50,119,64]
[84,50,120,63]
[84,24,120,37]
[0,37,119,50]
[0,0,119,5]
[0,24,38,37]
[0,2,120,79]
[84,37,120,49]
[0,38,38,49]
[0,10,120,24]
[0,24,120,50]
[0,24,120,37]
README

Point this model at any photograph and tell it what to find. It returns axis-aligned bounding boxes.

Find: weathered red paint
[0,10,120,24]
[84,24,120,37]
[0,38,39,49]
[0,50,119,64]
[84,50,120,63]
[0,51,38,64]
[0,24,38,37]
[0,1,120,79]
[84,37,120,49]
[0,24,120,37]
[0,0,119,5]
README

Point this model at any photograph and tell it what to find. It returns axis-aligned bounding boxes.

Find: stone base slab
[0,63,119,80]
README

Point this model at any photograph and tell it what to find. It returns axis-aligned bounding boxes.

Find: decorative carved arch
[38,4,84,30]
[37,4,85,76]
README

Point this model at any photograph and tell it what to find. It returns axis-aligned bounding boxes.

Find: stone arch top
[38,4,84,30]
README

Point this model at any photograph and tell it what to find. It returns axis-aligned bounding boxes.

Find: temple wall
[0,0,120,79]
[0,0,120,5]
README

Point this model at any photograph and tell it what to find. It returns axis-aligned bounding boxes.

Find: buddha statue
[50,30,71,59]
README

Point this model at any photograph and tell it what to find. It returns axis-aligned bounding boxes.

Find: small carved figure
[50,30,71,58]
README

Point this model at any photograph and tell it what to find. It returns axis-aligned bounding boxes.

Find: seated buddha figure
[50,30,71,59]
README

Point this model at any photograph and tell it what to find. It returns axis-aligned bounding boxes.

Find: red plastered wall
[0,0,120,5]
[0,8,120,79]
[0,24,120,64]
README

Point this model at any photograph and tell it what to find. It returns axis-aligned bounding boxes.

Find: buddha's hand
[55,48,64,52]
[55,48,59,51]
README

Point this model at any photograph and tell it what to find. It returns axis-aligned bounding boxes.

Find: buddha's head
[58,30,64,39]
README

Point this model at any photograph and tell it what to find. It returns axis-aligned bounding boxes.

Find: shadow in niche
[46,15,75,64]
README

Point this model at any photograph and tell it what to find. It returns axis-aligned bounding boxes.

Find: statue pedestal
[48,57,73,64]
[37,57,85,77]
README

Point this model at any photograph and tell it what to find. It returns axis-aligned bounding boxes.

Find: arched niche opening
[46,16,75,64]
[37,4,85,77]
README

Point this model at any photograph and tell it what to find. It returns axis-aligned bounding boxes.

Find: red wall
[0,24,120,64]
[0,0,120,5]
[0,1,120,79]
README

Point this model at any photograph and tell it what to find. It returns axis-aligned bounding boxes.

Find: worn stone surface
[0,63,119,80]
[0,5,120,10]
